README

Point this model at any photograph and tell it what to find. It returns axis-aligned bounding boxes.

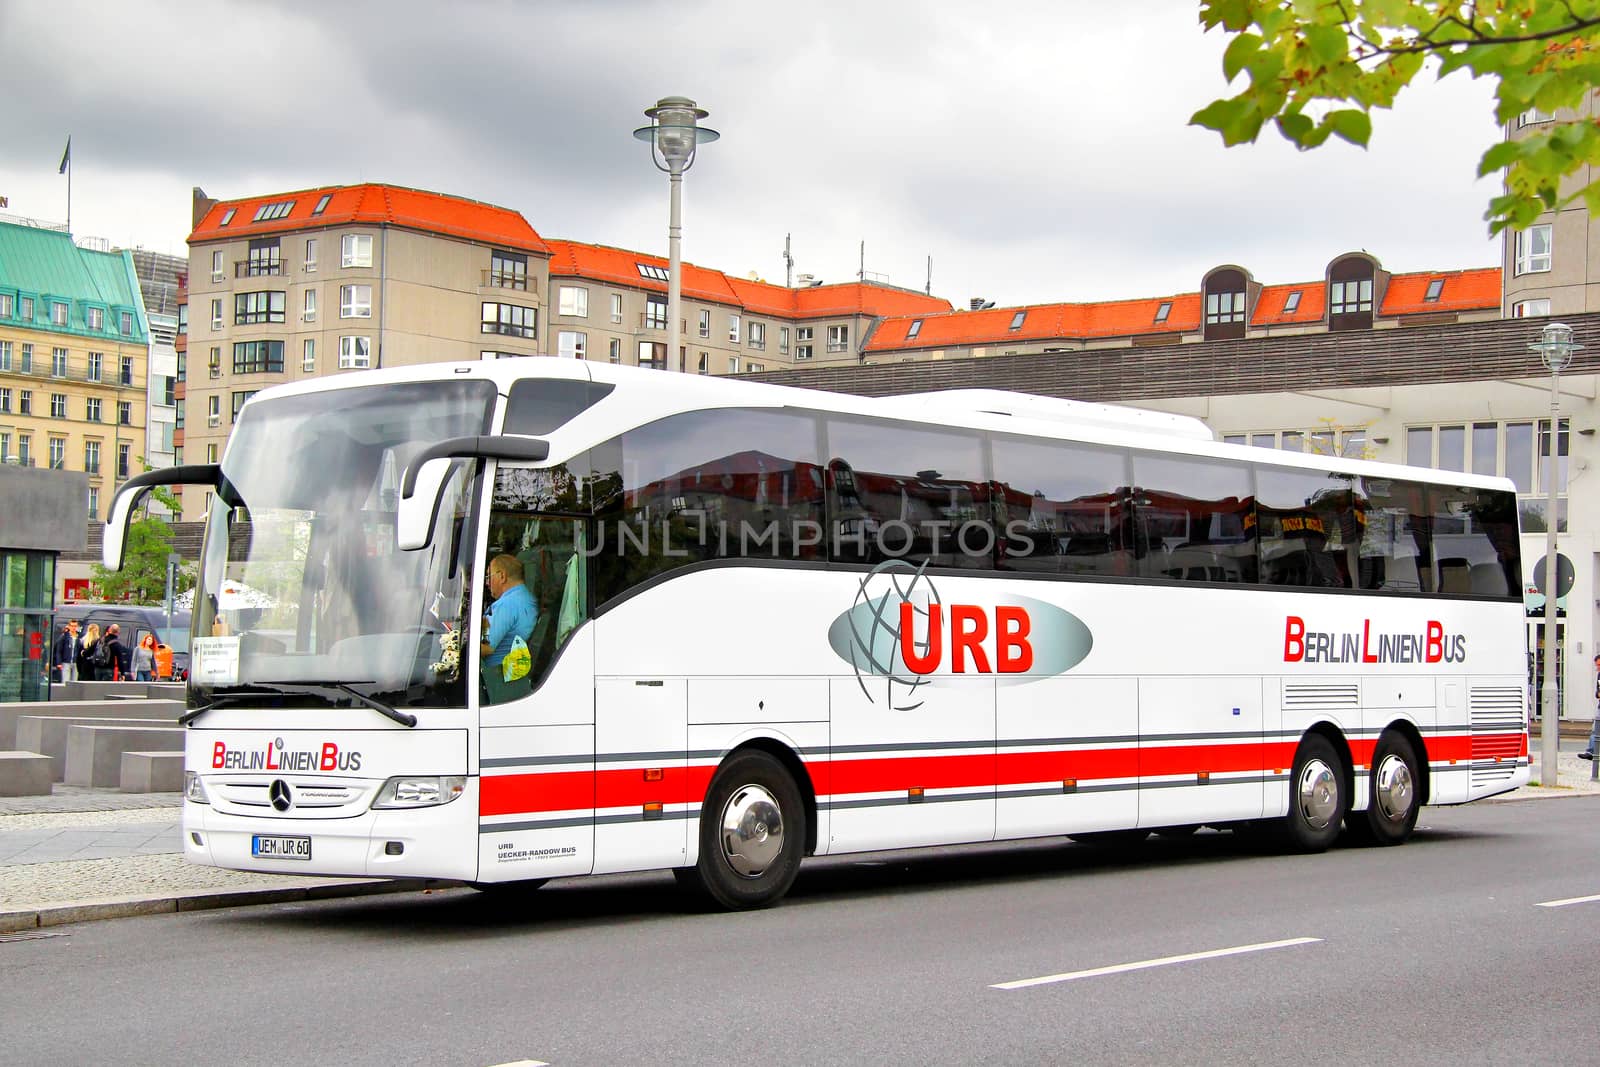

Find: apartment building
[0,217,149,521]
[126,248,186,485]
[181,183,554,519]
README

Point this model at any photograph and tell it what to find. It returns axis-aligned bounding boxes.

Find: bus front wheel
[688,749,806,910]
[1280,734,1347,853]
[1345,731,1420,847]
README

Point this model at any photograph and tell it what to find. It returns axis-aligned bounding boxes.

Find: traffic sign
[1533,553,1575,598]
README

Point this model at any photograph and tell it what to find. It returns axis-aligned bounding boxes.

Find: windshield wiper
[178,681,417,728]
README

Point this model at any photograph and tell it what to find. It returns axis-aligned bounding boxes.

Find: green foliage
[1193,2,1600,233]
[90,515,196,605]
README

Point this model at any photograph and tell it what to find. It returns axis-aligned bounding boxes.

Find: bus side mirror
[103,464,224,571]
[397,435,550,552]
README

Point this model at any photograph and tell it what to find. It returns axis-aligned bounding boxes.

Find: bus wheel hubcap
[720,784,784,878]
[1374,754,1414,822]
[1297,759,1338,830]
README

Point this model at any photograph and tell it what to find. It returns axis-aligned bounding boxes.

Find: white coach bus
[102,360,1529,909]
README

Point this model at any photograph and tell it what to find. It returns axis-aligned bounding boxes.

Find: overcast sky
[0,0,1503,307]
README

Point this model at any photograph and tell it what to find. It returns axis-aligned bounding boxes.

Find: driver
[481,554,537,702]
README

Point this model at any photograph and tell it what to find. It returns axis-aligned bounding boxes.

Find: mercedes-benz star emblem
[269,779,292,812]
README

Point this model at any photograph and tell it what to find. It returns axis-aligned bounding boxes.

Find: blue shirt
[484,582,537,666]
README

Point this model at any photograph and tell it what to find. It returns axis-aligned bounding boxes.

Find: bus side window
[1428,483,1519,599]
[1359,477,1432,593]
[992,435,1132,576]
[1255,467,1358,590]
[1130,453,1256,583]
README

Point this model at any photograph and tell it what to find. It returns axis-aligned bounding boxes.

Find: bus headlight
[183,771,210,805]
[372,776,466,809]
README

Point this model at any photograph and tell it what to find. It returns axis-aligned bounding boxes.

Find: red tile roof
[545,239,951,320]
[865,267,1500,353]
[188,184,550,254]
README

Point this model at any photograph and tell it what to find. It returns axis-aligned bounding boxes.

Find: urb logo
[827,560,1094,710]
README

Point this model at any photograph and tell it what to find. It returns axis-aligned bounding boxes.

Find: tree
[1191,2,1600,233]
[88,457,194,604]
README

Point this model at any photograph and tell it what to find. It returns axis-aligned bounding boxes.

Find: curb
[0,877,458,933]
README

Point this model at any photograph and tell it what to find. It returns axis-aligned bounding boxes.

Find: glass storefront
[0,551,54,702]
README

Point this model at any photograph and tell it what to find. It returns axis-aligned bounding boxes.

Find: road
[3,796,1599,1066]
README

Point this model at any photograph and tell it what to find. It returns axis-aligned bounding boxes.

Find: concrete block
[0,751,53,797]
[64,725,185,789]
[0,698,180,750]
[120,751,185,793]
[16,716,173,782]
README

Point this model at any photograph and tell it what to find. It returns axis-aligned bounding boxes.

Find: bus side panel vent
[1469,685,1524,765]
[1281,683,1359,710]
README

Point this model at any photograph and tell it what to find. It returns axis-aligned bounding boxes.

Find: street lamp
[634,96,719,373]
[1530,320,1582,786]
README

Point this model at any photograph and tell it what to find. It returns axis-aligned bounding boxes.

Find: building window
[16,434,29,464]
[50,301,68,326]
[0,340,7,370]
[341,234,373,268]
[558,286,588,317]
[207,443,219,464]
[210,299,222,331]
[118,400,132,425]
[827,324,849,352]
[50,393,66,418]
[644,296,667,331]
[610,293,623,323]
[85,397,102,422]
[0,432,8,462]
[1153,302,1172,323]
[1423,279,1445,302]
[1411,418,1570,533]
[608,338,621,363]
[1518,108,1552,127]
[84,440,100,474]
[303,338,316,372]
[87,487,98,520]
[1009,310,1026,331]
[253,200,295,222]
[1328,279,1373,316]
[729,314,741,343]
[120,310,134,335]
[18,390,31,415]
[779,326,790,352]
[481,301,536,339]
[0,387,7,412]
[235,290,286,325]
[48,437,64,470]
[210,250,224,282]
[120,356,133,386]
[51,347,68,377]
[340,284,372,318]
[1281,291,1301,314]
[0,295,9,318]
[557,330,587,359]
[231,391,258,423]
[19,296,33,321]
[1205,291,1245,324]
[698,309,711,338]
[86,351,102,381]
[246,239,282,276]
[1515,224,1553,275]
[636,263,669,282]
[1513,298,1552,317]
[727,356,740,374]
[796,344,813,360]
[304,238,318,272]
[86,307,104,330]
[208,346,222,378]
[208,395,221,421]
[233,340,284,374]
[313,194,332,215]
[117,443,130,479]
[490,250,528,290]
[163,376,176,405]
[749,321,765,349]
[338,336,372,369]
[304,288,317,322]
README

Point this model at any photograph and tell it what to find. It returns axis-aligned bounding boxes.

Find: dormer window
[312,194,332,215]
[636,263,670,282]
[1009,310,1026,331]
[252,200,295,222]
[219,208,236,226]
[1327,254,1378,331]
[1424,278,1445,302]
[1154,301,1171,324]
[1202,267,1249,340]
[1283,290,1302,313]
[906,319,922,340]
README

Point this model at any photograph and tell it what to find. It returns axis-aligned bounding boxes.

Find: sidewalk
[5,745,1598,932]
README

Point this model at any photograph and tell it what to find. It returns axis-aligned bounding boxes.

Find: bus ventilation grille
[1469,686,1525,766]
[1282,683,1359,709]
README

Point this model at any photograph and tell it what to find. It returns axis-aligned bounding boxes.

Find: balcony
[637,311,667,331]
[481,269,531,291]
[0,456,37,467]
[235,260,284,278]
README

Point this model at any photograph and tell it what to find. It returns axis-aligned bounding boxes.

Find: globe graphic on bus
[832,559,943,711]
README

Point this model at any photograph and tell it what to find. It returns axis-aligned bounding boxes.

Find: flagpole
[59,135,71,232]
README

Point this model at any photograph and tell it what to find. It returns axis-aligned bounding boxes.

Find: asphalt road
[4,797,1600,1066]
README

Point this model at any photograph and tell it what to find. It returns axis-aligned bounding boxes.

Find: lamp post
[634,96,718,373]
[1530,321,1582,786]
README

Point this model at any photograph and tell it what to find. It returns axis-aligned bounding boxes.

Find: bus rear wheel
[1345,732,1420,847]
[1279,734,1347,853]
[688,750,806,910]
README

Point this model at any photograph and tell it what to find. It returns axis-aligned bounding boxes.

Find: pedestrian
[132,632,157,682]
[52,619,81,683]
[77,623,106,681]
[480,553,537,704]
[1574,652,1600,758]
[103,624,130,681]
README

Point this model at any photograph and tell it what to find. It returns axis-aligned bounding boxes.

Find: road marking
[485,1060,549,1066]
[1536,893,1600,909]
[991,936,1323,990]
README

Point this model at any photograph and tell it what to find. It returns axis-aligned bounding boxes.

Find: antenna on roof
[925,255,931,296]
[783,233,793,288]
[859,240,865,282]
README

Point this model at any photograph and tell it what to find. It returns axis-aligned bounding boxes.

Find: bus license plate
[252,834,311,860]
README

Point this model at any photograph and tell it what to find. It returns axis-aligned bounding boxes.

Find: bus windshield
[192,379,495,711]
